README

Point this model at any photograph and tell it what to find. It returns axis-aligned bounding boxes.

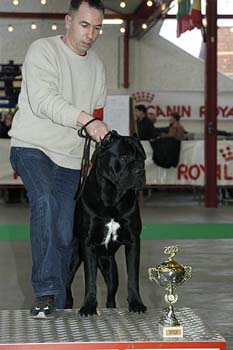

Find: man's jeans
[10,147,80,308]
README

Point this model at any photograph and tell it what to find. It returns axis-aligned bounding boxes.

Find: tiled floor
[0,189,232,348]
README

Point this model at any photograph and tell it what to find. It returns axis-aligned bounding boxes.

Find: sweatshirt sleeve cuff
[62,107,82,129]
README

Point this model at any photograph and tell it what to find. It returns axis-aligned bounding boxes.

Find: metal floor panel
[0,308,226,349]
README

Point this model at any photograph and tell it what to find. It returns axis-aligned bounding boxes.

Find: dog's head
[92,131,146,203]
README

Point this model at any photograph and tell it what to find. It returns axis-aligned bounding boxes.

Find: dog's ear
[91,143,100,165]
[101,130,119,149]
[132,133,146,160]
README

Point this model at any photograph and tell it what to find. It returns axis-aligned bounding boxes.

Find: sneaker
[30,295,55,319]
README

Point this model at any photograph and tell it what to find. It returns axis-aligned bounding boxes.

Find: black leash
[75,118,98,200]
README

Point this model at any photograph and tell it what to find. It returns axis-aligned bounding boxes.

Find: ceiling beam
[0,12,132,20]
[133,0,159,20]
[161,14,233,19]
[131,0,173,38]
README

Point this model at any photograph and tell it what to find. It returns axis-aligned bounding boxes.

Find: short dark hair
[170,112,181,121]
[135,104,147,114]
[69,0,105,16]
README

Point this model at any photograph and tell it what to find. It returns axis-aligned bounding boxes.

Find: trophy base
[159,323,184,338]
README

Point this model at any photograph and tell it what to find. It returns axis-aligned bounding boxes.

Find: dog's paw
[79,303,98,317]
[128,301,147,313]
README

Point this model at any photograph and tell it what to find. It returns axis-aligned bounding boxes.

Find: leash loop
[78,118,98,139]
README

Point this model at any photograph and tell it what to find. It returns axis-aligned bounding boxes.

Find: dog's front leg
[98,255,119,308]
[79,244,98,316]
[125,237,147,313]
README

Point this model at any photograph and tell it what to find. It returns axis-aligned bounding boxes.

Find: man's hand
[77,111,110,142]
[85,119,110,142]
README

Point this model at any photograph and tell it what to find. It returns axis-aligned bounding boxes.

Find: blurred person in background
[135,104,160,140]
[147,106,157,124]
[0,111,14,138]
[147,106,169,135]
[161,112,186,141]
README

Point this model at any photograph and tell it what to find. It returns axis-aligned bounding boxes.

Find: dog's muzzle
[131,168,146,190]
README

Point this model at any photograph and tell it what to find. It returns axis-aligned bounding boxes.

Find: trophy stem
[161,283,180,328]
[159,291,183,337]
[161,302,180,327]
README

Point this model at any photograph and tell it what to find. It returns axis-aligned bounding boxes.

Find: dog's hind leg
[65,238,83,309]
[98,255,119,308]
[125,237,147,313]
[79,244,98,316]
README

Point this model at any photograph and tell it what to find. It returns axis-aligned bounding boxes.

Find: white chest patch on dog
[103,219,120,248]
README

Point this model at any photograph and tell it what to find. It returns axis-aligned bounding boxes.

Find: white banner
[1,139,233,186]
[132,91,233,120]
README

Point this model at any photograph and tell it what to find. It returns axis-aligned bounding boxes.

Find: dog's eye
[120,155,128,162]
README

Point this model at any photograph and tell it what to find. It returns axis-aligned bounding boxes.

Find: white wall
[132,22,233,92]
[0,1,126,93]
[0,2,233,132]
[0,19,65,64]
[130,22,233,133]
[0,0,67,63]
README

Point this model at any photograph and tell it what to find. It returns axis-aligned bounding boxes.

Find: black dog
[66,131,147,316]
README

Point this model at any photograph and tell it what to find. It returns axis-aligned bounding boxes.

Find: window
[159,0,233,78]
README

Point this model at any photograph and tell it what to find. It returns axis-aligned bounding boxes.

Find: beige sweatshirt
[9,35,107,169]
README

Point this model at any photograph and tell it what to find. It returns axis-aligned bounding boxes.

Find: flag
[177,0,193,37]
[190,0,202,29]
[177,0,202,37]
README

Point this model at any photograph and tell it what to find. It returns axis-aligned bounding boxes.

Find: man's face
[135,109,144,120]
[64,2,104,55]
[5,114,13,127]
[147,112,156,123]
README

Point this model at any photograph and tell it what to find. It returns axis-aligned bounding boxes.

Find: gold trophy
[148,245,192,338]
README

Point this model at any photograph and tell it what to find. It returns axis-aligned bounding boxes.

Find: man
[9,0,110,318]
[135,104,160,140]
[146,106,169,134]
[0,112,13,138]
[146,106,156,124]
[161,112,185,140]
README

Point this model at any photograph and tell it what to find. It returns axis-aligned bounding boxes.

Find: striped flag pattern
[177,0,202,37]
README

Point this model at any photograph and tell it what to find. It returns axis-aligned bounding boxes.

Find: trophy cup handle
[148,267,160,284]
[183,265,192,282]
